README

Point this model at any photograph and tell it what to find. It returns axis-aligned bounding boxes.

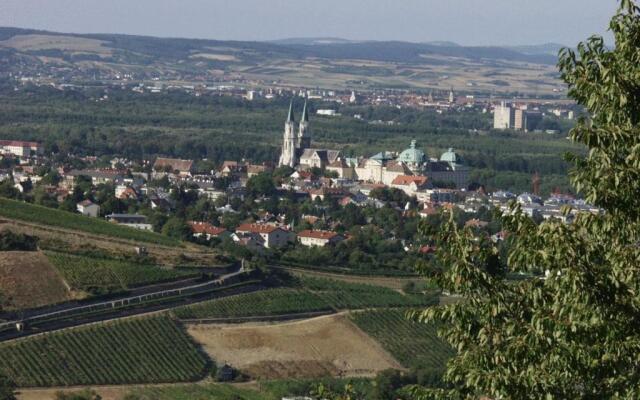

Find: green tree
[246,172,276,197]
[411,2,640,399]
[161,217,191,240]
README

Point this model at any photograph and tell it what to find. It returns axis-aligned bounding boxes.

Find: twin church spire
[279,98,311,167]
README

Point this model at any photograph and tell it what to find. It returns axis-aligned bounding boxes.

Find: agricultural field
[187,313,402,380]
[173,288,332,319]
[46,251,197,294]
[173,278,437,319]
[0,251,70,310]
[301,277,438,309]
[351,309,454,371]
[0,316,208,386]
[0,197,179,246]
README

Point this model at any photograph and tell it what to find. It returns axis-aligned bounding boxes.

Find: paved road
[0,266,265,341]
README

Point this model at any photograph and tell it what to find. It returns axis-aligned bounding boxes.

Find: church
[278,99,341,169]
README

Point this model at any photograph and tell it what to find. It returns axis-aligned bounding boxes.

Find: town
[0,96,596,274]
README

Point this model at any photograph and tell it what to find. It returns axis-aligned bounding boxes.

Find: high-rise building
[493,101,515,129]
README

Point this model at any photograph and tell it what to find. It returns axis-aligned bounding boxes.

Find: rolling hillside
[0,27,564,94]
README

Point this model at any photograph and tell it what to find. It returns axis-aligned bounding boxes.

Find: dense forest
[0,82,581,194]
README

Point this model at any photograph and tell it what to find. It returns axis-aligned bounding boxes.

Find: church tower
[278,100,298,167]
[298,99,311,150]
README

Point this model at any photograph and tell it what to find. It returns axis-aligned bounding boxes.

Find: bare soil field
[187,313,403,379]
[0,251,71,310]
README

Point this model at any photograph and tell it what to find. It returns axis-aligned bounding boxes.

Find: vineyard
[0,197,179,246]
[301,277,438,309]
[46,251,196,293]
[173,288,332,319]
[350,309,454,370]
[0,316,209,386]
[174,278,437,319]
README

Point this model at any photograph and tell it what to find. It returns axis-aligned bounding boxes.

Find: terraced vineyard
[46,252,197,293]
[0,316,208,386]
[301,277,438,309]
[174,288,332,319]
[350,309,454,370]
[0,197,179,246]
[174,277,438,319]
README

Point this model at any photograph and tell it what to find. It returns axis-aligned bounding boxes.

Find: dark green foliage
[0,230,38,251]
[416,3,640,398]
[0,316,208,386]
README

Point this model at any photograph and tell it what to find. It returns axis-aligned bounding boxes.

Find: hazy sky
[0,0,617,46]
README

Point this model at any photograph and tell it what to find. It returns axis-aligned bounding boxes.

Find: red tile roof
[0,140,40,147]
[298,230,340,240]
[236,223,281,234]
[391,175,428,186]
[153,157,194,172]
[188,221,228,236]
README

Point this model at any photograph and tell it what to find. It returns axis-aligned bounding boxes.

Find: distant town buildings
[0,140,43,157]
[493,101,543,132]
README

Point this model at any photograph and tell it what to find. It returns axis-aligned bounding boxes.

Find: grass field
[0,197,179,246]
[350,309,454,371]
[46,251,197,293]
[0,316,208,386]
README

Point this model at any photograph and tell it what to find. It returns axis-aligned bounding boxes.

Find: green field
[0,316,208,386]
[351,309,454,371]
[46,251,197,293]
[174,278,437,319]
[301,277,438,309]
[0,197,179,246]
[173,288,331,319]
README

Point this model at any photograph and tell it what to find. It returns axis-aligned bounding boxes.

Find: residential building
[106,214,153,231]
[76,200,100,218]
[297,230,344,247]
[0,140,43,157]
[235,223,293,248]
[152,157,194,177]
[188,221,230,240]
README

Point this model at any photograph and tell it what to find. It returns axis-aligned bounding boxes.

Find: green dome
[440,148,460,164]
[397,140,426,164]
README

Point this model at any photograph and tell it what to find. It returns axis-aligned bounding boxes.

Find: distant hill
[507,43,567,57]
[0,26,565,94]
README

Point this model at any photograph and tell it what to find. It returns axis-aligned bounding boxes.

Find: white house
[235,223,293,248]
[297,230,344,247]
[77,200,100,218]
